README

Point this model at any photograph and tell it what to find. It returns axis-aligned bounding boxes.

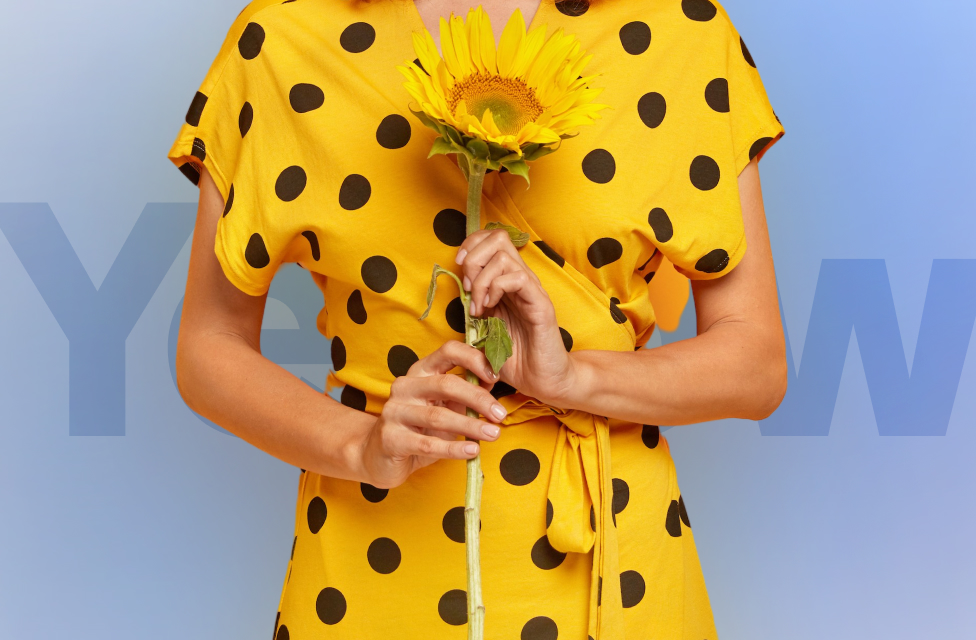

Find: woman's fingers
[392,374,507,425]
[403,340,497,385]
[469,252,548,317]
[396,402,502,441]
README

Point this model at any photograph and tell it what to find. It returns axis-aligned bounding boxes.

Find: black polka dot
[446,296,466,333]
[546,500,554,528]
[749,136,775,161]
[339,174,371,210]
[555,0,589,17]
[412,57,426,74]
[275,622,288,640]
[531,535,566,570]
[307,496,327,534]
[245,233,271,269]
[222,184,235,217]
[647,208,673,243]
[582,149,615,183]
[490,380,517,399]
[559,327,573,352]
[239,102,253,137]
[185,91,208,126]
[360,482,388,503]
[290,536,296,560]
[376,114,412,149]
[367,537,401,574]
[682,0,717,21]
[695,248,730,273]
[641,424,660,449]
[301,230,321,261]
[238,22,266,60]
[290,83,325,113]
[590,505,596,531]
[387,344,419,377]
[521,616,558,640]
[620,570,646,608]
[438,589,467,626]
[705,78,730,113]
[678,495,691,528]
[315,587,346,624]
[275,166,307,202]
[347,289,367,324]
[361,255,397,292]
[598,575,603,605]
[609,296,627,324]
[499,449,540,486]
[619,21,651,55]
[637,92,666,128]
[586,237,623,268]
[331,335,346,370]
[690,155,720,190]
[612,478,630,516]
[191,137,206,162]
[443,506,465,543]
[340,22,375,53]
[741,36,756,67]
[340,384,367,411]
[534,240,565,267]
[179,163,200,185]
[433,208,466,247]
[643,271,656,284]
[666,499,682,537]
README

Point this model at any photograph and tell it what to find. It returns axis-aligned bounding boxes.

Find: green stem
[463,159,487,640]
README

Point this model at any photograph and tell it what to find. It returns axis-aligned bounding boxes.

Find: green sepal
[466,138,489,159]
[503,159,530,185]
[484,221,530,247]
[428,136,459,159]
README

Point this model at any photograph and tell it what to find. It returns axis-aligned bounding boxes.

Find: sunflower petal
[496,8,526,77]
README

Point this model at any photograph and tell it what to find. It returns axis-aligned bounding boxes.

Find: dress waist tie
[498,396,625,640]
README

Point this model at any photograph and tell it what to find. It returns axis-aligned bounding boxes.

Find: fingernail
[483,293,490,308]
[491,403,507,420]
[463,275,471,291]
[486,366,497,380]
[464,442,479,455]
[455,248,467,265]
[483,424,501,438]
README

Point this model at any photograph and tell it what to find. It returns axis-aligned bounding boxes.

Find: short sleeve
[166,0,307,296]
[643,4,785,282]
[724,14,785,177]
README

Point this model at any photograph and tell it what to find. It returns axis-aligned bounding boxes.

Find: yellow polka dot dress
[166,1,784,638]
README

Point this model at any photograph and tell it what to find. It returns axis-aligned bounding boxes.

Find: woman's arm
[177,165,507,485]
[176,165,375,478]
[556,157,788,424]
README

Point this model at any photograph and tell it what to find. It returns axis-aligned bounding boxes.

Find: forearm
[176,330,373,482]
[558,321,787,426]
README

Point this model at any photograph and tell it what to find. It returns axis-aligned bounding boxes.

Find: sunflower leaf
[524,143,559,162]
[485,221,530,247]
[483,316,513,375]
[419,264,464,321]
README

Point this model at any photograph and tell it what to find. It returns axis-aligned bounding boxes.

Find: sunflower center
[447,73,544,136]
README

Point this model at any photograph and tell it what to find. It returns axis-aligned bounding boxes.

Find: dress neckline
[401,1,553,57]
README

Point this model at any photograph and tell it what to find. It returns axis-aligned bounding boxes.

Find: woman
[169,0,787,638]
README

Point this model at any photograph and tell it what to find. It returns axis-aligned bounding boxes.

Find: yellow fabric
[166,1,784,638]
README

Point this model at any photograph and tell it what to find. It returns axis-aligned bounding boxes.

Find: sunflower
[397,5,609,181]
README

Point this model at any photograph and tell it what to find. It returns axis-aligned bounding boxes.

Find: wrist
[332,412,374,484]
[546,350,594,410]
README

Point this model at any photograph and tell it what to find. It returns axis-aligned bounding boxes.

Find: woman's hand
[455,228,577,406]
[360,340,509,489]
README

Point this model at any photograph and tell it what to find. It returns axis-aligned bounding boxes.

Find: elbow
[175,330,201,413]
[747,346,788,421]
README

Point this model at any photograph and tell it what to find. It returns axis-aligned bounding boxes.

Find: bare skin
[177,0,786,490]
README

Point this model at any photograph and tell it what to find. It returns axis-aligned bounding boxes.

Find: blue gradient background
[1,1,973,638]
